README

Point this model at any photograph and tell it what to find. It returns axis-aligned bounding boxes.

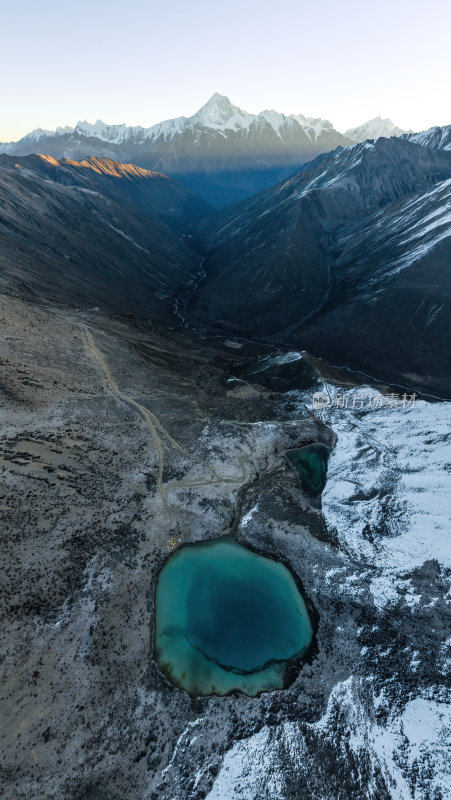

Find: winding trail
[81,325,252,507]
[82,325,170,504]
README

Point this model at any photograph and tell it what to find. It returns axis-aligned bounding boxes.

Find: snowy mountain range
[1,94,405,150]
[0,94,410,206]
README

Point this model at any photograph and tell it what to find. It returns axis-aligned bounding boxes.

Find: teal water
[286,443,330,496]
[154,537,313,696]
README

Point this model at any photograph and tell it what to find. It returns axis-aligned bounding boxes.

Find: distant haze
[1,0,450,142]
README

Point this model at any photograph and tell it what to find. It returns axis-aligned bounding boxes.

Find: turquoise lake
[286,443,330,496]
[154,537,313,696]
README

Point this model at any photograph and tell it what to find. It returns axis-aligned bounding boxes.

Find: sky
[1,0,450,141]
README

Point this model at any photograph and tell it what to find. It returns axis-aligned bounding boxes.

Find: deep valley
[1,117,450,800]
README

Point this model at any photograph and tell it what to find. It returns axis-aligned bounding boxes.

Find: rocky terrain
[1,294,449,800]
[1,124,450,800]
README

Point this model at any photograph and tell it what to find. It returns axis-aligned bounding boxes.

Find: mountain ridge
[0,94,410,207]
[0,94,408,148]
[0,153,211,320]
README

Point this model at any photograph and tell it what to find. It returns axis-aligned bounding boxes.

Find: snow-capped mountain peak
[192,92,235,119]
[257,109,290,131]
[13,124,74,146]
[20,127,60,144]
[73,119,136,144]
[294,114,336,140]
[189,93,254,131]
[345,116,407,143]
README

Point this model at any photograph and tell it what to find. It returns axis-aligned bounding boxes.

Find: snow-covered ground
[205,380,450,800]
[206,678,451,800]
[316,384,451,605]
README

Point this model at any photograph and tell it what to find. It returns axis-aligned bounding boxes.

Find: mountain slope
[300,176,451,395]
[1,154,212,234]
[0,155,210,321]
[403,124,451,151]
[189,138,451,394]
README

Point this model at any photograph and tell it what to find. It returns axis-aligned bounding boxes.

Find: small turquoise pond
[286,443,330,497]
[154,537,313,696]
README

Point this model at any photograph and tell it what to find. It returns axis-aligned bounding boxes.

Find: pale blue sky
[1,0,449,141]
